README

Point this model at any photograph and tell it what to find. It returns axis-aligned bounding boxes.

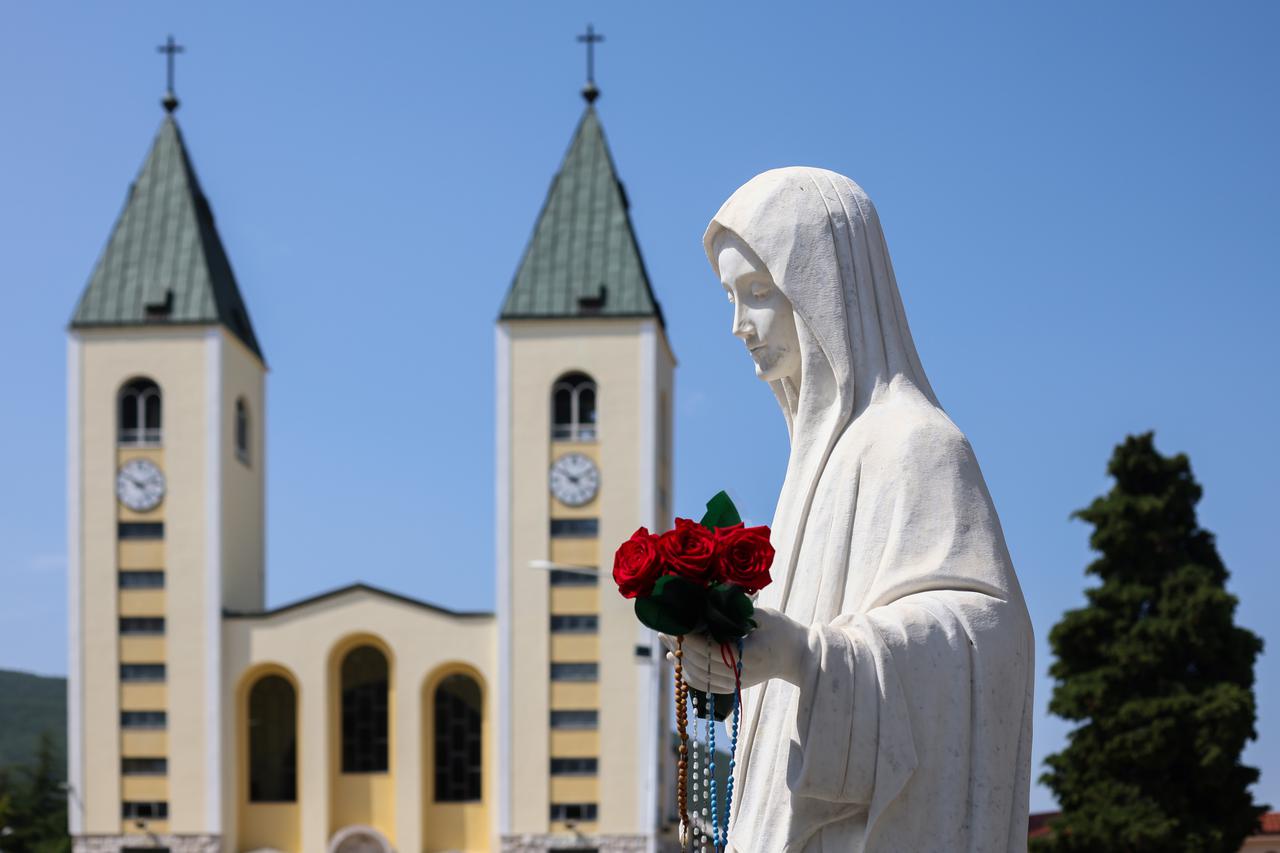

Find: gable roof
[71,115,264,361]
[500,105,663,325]
[221,582,493,621]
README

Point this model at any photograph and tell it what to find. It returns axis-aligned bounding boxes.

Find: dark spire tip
[162,91,180,113]
[581,82,600,104]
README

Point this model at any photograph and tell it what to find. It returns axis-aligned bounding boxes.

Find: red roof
[1261,811,1280,835]
[1028,811,1060,839]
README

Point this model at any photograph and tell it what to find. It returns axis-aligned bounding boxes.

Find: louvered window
[119,379,162,446]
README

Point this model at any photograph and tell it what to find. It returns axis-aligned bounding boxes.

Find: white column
[494,324,512,842]
[300,653,330,852]
[394,655,422,852]
[638,321,660,849]
[204,329,224,835]
[66,333,84,835]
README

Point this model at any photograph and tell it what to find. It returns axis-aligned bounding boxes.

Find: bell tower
[495,85,676,850]
[67,87,266,851]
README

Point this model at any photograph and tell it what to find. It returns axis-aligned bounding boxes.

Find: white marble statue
[670,168,1034,852]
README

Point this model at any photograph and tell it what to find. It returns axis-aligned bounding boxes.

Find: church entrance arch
[328,824,394,853]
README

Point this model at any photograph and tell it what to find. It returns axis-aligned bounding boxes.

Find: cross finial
[576,24,604,104]
[156,35,185,113]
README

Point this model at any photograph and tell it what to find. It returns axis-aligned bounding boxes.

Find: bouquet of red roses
[612,491,775,720]
[613,492,774,846]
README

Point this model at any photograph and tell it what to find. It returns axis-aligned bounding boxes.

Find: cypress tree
[1035,433,1264,852]
[0,732,69,853]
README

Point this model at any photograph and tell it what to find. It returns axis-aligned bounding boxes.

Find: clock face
[116,458,166,512]
[549,453,600,507]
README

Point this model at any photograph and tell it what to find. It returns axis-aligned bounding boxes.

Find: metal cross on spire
[156,35,185,113]
[576,24,604,104]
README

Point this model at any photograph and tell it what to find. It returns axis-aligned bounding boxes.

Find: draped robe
[703,169,1033,852]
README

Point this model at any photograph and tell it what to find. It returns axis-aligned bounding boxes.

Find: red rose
[713,523,775,593]
[657,518,718,582]
[612,527,664,599]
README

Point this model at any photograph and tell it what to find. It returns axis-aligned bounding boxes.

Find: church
[65,56,676,853]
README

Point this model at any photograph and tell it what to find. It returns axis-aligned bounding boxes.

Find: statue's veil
[703,167,939,606]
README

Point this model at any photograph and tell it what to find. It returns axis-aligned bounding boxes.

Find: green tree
[1035,433,1265,852]
[0,772,14,851]
[0,732,69,853]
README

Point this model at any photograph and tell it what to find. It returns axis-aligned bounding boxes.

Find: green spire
[71,115,264,361]
[501,106,663,324]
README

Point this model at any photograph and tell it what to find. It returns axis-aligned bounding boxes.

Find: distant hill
[0,669,66,776]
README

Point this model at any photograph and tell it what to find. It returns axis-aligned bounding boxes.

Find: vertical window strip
[433,675,483,802]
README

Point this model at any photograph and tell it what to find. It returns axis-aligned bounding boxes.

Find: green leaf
[704,583,756,643]
[700,490,742,530]
[634,575,706,636]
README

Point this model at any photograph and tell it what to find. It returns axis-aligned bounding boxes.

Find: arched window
[248,674,297,802]
[433,674,482,802]
[119,378,162,446]
[341,646,389,773]
[235,398,250,464]
[551,372,597,441]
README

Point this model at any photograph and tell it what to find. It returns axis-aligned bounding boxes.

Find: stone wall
[501,833,651,852]
[73,834,221,853]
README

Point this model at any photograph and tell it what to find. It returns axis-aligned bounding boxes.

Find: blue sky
[2,2,1277,813]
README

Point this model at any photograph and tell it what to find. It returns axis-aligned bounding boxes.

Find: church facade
[66,85,674,853]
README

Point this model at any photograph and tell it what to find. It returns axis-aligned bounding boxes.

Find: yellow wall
[549,635,598,661]
[75,329,209,835]
[235,664,301,853]
[120,684,166,710]
[548,730,598,757]
[120,637,165,662]
[548,587,597,615]
[122,776,169,801]
[121,730,167,757]
[117,541,164,570]
[549,683,599,709]
[222,588,495,853]
[118,589,165,616]
[114,522,169,838]
[550,776,598,802]
[422,664,492,852]
[74,326,269,840]
[502,317,674,839]
[219,331,266,614]
[327,634,396,843]
[548,537,597,568]
[239,803,300,853]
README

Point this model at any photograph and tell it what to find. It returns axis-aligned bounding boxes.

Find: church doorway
[328,824,394,853]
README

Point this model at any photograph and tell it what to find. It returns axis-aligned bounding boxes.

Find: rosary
[674,635,744,852]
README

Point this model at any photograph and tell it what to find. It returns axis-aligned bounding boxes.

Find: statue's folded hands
[661,606,809,692]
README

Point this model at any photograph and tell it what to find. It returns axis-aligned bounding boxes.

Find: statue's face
[715,231,801,384]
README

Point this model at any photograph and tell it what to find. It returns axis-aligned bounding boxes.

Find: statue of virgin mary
[683,168,1034,852]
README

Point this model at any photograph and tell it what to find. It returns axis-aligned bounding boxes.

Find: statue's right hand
[661,609,809,691]
[661,633,738,693]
